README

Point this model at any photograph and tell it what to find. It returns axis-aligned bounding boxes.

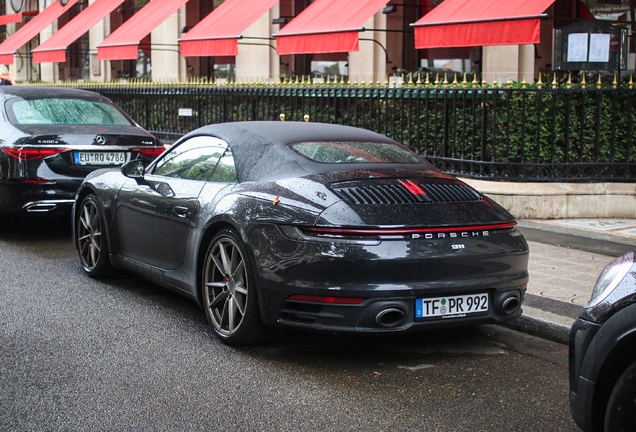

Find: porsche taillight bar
[303,221,517,237]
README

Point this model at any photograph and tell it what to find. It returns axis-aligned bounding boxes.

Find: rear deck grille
[332,181,481,205]
[423,183,482,203]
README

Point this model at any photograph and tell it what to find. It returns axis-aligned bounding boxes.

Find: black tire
[76,194,112,278]
[605,360,636,432]
[202,228,271,345]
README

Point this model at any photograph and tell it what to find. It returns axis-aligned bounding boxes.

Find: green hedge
[67,80,636,181]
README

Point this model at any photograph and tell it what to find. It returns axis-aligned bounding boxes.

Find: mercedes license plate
[415,293,489,319]
[74,152,128,166]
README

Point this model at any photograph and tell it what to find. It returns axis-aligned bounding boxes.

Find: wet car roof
[182,121,432,183]
[0,86,111,101]
[193,121,399,147]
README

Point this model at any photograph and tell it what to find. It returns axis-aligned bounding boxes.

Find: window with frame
[152,136,237,182]
[289,141,422,164]
[9,98,133,126]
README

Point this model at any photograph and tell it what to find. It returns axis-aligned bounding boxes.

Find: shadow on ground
[0,213,72,241]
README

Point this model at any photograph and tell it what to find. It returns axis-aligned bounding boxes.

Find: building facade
[0,0,632,84]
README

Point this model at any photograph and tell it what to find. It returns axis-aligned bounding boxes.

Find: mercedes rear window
[9,98,133,126]
[289,141,422,164]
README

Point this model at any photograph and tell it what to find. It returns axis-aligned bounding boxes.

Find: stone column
[482,45,535,84]
[151,6,183,82]
[89,0,111,82]
[235,3,280,83]
[348,11,387,84]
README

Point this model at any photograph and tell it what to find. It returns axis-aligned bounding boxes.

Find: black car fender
[77,174,123,217]
[192,214,278,322]
[193,191,324,317]
[73,171,128,248]
[236,190,325,222]
[570,302,636,431]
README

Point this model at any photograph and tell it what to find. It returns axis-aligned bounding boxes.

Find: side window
[152,136,237,182]
[209,147,237,182]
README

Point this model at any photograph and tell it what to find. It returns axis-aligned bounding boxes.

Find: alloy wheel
[77,197,103,272]
[203,235,249,337]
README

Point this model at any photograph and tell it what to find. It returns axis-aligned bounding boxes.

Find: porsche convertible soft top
[180,121,437,183]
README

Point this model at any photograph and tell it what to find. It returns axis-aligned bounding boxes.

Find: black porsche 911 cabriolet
[73,121,529,345]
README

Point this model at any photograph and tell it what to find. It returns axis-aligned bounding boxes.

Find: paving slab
[504,219,636,343]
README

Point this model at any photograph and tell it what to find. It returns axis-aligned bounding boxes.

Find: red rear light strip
[399,179,427,195]
[2,147,70,161]
[22,179,53,184]
[288,295,364,305]
[304,221,517,236]
[135,147,166,158]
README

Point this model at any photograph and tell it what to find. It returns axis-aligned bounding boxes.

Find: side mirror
[121,159,146,179]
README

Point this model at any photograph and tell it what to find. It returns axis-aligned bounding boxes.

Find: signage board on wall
[553,20,628,71]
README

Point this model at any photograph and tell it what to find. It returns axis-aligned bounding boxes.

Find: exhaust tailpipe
[375,308,405,328]
[500,296,520,315]
[23,199,74,213]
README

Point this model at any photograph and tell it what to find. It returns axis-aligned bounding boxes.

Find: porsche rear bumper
[247,224,530,332]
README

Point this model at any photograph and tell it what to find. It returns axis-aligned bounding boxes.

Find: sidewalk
[504,219,636,343]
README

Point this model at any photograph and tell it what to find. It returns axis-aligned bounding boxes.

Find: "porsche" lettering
[412,231,490,240]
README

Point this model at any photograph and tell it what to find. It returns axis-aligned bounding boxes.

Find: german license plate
[415,293,489,319]
[74,152,128,166]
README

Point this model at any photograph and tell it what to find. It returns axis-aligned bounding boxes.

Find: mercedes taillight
[2,147,70,161]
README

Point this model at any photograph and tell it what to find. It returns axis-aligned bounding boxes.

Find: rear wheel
[605,360,636,432]
[76,194,112,278]
[202,228,269,345]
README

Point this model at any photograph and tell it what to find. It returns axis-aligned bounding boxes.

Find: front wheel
[605,360,636,431]
[76,194,112,278]
[202,228,269,345]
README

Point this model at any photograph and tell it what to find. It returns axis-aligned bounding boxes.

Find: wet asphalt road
[0,216,578,431]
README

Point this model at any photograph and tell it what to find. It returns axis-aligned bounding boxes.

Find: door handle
[173,206,189,218]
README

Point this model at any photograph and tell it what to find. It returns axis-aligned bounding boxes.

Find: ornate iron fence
[54,75,636,182]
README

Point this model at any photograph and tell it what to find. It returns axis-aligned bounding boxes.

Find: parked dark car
[73,121,529,345]
[570,251,636,431]
[0,86,165,215]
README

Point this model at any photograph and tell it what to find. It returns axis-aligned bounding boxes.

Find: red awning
[180,0,278,57]
[413,0,555,49]
[0,1,78,65]
[97,0,188,61]
[0,13,23,26]
[275,0,390,55]
[32,0,126,63]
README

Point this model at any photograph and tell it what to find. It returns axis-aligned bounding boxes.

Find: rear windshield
[289,141,422,164]
[9,98,133,126]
